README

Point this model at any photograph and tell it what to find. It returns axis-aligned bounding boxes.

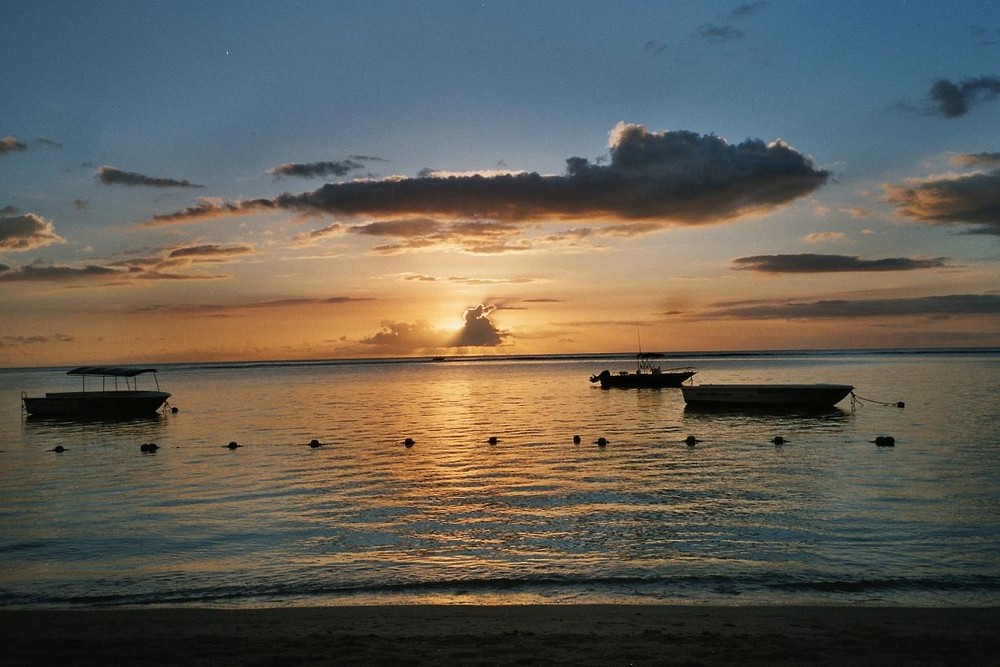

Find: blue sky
[2,1,999,365]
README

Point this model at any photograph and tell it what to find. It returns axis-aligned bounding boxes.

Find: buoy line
[850,392,905,411]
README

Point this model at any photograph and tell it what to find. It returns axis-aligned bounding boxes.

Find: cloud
[731,2,768,19]
[803,231,846,244]
[400,273,537,286]
[145,123,829,231]
[125,295,373,316]
[732,253,949,273]
[165,244,254,260]
[0,263,124,282]
[970,26,1000,46]
[0,213,67,252]
[883,168,1000,235]
[97,166,204,188]
[452,304,506,347]
[705,293,1000,320]
[0,136,28,154]
[697,24,745,41]
[360,303,508,351]
[1,333,74,348]
[347,217,527,254]
[926,76,1000,117]
[950,152,1000,168]
[0,242,254,284]
[267,159,366,179]
[291,222,347,246]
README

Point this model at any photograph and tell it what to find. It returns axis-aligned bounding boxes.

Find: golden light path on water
[1,351,998,606]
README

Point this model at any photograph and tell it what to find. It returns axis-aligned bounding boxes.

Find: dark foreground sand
[3,605,998,666]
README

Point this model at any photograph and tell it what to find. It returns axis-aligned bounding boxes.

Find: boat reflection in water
[21,366,171,420]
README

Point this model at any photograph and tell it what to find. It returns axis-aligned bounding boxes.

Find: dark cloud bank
[706,294,1000,320]
[148,123,829,230]
[97,166,203,188]
[733,254,948,273]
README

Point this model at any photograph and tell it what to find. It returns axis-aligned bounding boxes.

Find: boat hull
[592,370,696,389]
[22,391,171,419]
[681,384,853,409]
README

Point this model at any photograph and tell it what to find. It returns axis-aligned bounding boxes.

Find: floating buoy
[170,406,179,413]
[573,435,581,444]
[873,436,896,447]
[309,439,323,448]
[771,436,786,445]
[50,445,66,453]
[403,437,415,448]
[140,442,159,453]
[596,437,608,447]
[684,435,699,447]
[227,441,240,450]
[896,402,905,409]
[487,436,499,445]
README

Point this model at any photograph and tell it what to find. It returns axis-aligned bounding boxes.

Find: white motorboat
[681,383,853,409]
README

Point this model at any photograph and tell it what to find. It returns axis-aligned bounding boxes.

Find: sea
[1,349,998,608]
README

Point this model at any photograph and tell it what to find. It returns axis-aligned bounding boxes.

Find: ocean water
[1,350,998,608]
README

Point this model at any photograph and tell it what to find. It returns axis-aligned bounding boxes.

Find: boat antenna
[636,325,642,372]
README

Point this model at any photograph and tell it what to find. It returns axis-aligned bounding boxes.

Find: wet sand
[3,605,998,665]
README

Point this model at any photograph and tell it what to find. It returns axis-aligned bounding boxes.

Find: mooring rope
[851,392,905,411]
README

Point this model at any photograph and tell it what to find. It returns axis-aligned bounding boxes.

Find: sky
[2,0,999,367]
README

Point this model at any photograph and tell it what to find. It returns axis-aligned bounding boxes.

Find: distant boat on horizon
[21,366,171,419]
[590,353,696,389]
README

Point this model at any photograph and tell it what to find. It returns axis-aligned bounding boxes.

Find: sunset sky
[3,0,999,367]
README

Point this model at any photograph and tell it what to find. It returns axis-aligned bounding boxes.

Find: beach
[4,605,998,665]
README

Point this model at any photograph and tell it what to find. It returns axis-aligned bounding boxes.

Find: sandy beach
[3,605,998,665]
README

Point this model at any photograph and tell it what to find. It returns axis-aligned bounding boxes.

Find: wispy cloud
[267,159,366,179]
[0,136,28,154]
[125,295,373,316]
[803,231,846,244]
[0,333,74,349]
[970,26,1000,46]
[926,75,1000,117]
[0,262,123,282]
[732,253,948,273]
[730,2,768,19]
[400,273,537,286]
[950,152,1000,168]
[705,293,1000,319]
[145,123,828,236]
[0,213,67,252]
[0,243,254,284]
[97,166,204,188]
[696,24,744,41]
[290,222,347,246]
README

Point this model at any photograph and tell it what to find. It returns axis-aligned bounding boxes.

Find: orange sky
[3,3,999,367]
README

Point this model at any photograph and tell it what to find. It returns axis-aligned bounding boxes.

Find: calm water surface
[1,351,998,607]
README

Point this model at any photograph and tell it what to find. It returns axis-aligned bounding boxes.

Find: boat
[590,353,696,389]
[681,383,853,409]
[21,366,171,419]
